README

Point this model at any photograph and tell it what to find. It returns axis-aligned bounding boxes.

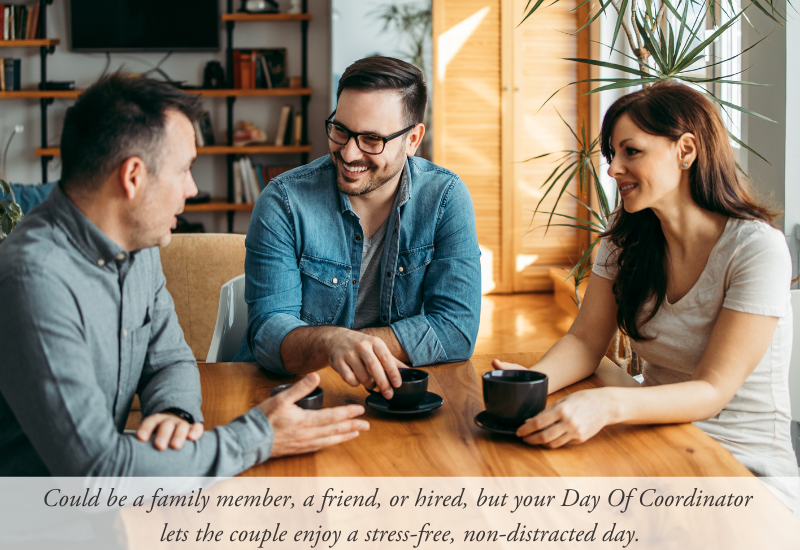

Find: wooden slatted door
[433,0,584,293]
[509,0,581,292]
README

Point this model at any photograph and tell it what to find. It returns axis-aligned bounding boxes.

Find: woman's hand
[491,359,528,371]
[517,388,616,448]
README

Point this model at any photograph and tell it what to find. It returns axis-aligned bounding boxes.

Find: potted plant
[0,179,23,239]
[521,0,779,373]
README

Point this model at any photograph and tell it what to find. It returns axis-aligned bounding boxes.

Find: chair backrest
[790,289,800,422]
[159,233,246,360]
[206,274,248,363]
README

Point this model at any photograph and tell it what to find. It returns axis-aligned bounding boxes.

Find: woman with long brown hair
[496,81,796,499]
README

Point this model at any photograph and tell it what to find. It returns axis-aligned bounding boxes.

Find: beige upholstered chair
[159,233,246,361]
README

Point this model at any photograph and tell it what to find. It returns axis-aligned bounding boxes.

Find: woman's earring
[681,162,688,168]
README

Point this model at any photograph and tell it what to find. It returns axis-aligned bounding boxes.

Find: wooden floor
[473,293,575,356]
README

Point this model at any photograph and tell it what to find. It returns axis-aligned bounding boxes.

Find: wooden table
[198,353,751,477]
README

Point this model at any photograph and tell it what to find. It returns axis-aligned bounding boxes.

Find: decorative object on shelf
[288,0,303,14]
[289,76,302,88]
[239,0,278,14]
[171,216,205,234]
[186,191,211,204]
[232,121,268,147]
[41,81,76,90]
[202,61,226,89]
[2,124,22,178]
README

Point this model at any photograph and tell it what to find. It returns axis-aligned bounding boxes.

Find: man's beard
[330,149,405,197]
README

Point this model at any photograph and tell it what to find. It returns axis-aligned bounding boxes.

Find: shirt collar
[337,157,413,215]
[47,183,130,268]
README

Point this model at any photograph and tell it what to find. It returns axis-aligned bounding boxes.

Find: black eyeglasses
[325,111,415,155]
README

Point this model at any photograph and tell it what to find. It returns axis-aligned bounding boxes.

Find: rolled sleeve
[251,313,308,375]
[391,314,445,366]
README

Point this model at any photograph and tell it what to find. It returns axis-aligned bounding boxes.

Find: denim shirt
[234,155,481,373]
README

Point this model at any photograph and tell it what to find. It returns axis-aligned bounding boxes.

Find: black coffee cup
[270,383,324,410]
[369,368,429,409]
[482,370,548,426]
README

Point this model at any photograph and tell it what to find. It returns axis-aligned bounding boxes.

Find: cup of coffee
[369,368,429,409]
[482,370,548,425]
[270,383,324,410]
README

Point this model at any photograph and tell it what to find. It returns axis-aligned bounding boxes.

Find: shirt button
[116,253,125,261]
[97,259,105,267]
[352,279,357,285]
[355,235,362,241]
[123,329,128,338]
[385,272,391,277]
[349,212,354,216]
[398,267,404,272]
[332,278,338,284]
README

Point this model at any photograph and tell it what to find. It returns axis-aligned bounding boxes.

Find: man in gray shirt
[0,73,367,477]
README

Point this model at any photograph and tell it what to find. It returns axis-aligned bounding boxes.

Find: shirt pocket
[298,256,350,324]
[393,245,434,318]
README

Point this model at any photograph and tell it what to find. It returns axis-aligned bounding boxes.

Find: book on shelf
[232,161,243,204]
[0,58,20,91]
[0,4,40,40]
[294,114,303,145]
[198,111,215,145]
[192,120,205,147]
[231,157,296,204]
[274,105,292,146]
[233,48,287,89]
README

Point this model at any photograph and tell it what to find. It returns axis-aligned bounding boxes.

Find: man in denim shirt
[235,57,481,399]
[0,74,367,476]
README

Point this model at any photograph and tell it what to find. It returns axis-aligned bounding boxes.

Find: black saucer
[365,391,443,415]
[474,411,522,436]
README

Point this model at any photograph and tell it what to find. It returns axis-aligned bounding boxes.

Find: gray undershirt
[353,218,389,329]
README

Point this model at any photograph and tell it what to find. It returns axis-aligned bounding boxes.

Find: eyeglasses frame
[325,110,417,155]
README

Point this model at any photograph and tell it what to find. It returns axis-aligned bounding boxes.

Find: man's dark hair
[60,72,203,192]
[336,56,427,126]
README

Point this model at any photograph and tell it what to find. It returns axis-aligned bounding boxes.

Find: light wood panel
[434,1,507,293]
[510,0,580,291]
[434,0,585,293]
[191,355,751,477]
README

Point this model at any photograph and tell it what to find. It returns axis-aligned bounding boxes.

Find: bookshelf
[0,38,59,48]
[0,0,312,232]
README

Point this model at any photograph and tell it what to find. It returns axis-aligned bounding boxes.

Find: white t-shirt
[593,217,796,481]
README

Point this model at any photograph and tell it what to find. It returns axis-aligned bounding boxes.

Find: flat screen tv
[70,0,219,52]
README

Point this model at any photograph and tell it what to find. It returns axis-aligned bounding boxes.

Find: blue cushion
[0,182,56,215]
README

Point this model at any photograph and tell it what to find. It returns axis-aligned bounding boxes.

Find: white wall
[331,0,432,110]
[0,0,331,233]
[742,0,799,283]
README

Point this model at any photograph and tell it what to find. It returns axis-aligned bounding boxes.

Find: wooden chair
[159,233,246,361]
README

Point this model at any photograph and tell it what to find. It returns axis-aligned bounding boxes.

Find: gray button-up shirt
[0,184,273,476]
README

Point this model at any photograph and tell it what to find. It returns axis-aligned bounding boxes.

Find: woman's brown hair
[600,80,776,341]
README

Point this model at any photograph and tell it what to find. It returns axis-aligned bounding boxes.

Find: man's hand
[258,373,369,457]
[325,328,405,399]
[136,413,204,451]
